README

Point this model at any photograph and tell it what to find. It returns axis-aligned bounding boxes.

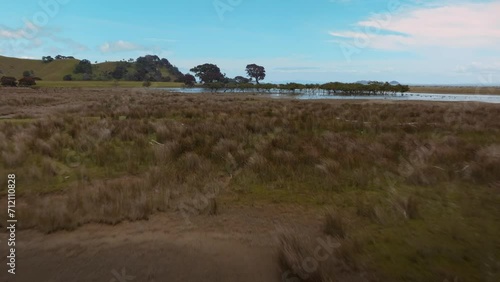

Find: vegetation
[0,89,499,281]
[42,56,54,63]
[18,77,37,87]
[1,76,17,87]
[190,63,225,83]
[0,55,183,83]
[34,80,182,88]
[200,80,410,95]
[73,59,93,75]
[245,63,266,84]
[410,85,500,95]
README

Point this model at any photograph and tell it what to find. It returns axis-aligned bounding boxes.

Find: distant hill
[356,80,401,85]
[0,55,183,81]
[0,55,78,81]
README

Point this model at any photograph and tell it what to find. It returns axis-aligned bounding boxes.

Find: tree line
[1,54,410,95]
[0,70,40,87]
[199,81,410,95]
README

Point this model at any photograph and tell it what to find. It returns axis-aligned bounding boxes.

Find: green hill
[0,55,182,82]
[0,55,78,81]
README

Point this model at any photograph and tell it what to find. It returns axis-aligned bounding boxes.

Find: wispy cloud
[330,1,500,51]
[100,40,144,53]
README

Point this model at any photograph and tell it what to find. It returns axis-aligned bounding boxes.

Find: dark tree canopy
[133,55,181,81]
[182,74,196,86]
[42,56,54,63]
[190,63,224,83]
[111,62,130,79]
[234,76,250,84]
[56,55,75,60]
[1,76,17,87]
[18,77,36,87]
[245,64,266,84]
[74,59,93,74]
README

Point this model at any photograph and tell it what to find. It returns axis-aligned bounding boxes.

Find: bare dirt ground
[0,205,323,282]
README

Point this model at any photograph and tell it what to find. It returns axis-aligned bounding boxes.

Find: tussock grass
[323,210,347,239]
[277,231,366,282]
[1,89,499,281]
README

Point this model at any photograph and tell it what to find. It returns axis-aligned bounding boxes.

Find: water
[160,88,500,104]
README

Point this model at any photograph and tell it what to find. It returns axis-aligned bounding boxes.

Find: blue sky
[1,0,499,84]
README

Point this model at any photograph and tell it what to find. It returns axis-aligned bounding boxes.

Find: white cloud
[0,28,24,39]
[100,40,144,53]
[330,1,500,51]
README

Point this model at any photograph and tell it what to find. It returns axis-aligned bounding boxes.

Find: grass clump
[323,210,347,239]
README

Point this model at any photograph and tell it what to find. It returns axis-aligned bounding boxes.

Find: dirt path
[0,206,322,282]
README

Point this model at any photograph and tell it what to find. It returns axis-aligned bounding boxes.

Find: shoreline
[409,85,500,95]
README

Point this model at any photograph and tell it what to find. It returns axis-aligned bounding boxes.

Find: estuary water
[160,88,500,104]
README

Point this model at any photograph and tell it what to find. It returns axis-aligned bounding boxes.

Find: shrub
[18,77,37,87]
[63,74,73,81]
[1,76,17,87]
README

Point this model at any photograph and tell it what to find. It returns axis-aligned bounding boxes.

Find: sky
[0,0,499,84]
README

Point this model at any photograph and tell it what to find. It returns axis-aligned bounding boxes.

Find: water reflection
[160,88,500,103]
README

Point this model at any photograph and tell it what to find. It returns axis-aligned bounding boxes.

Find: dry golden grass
[410,85,500,95]
[0,88,499,281]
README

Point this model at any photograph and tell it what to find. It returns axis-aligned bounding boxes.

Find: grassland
[410,85,500,95]
[0,55,78,81]
[0,88,499,281]
[0,55,180,82]
[35,80,184,88]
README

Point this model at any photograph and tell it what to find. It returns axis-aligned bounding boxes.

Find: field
[0,56,78,81]
[0,88,499,281]
[410,85,500,95]
[0,55,181,83]
[35,80,184,88]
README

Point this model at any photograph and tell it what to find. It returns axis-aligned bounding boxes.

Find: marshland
[0,87,499,281]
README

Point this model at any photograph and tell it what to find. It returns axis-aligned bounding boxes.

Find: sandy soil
[0,205,324,282]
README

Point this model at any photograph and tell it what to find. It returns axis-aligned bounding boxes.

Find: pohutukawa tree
[190,63,225,83]
[245,64,266,84]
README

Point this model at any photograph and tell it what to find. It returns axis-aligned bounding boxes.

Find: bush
[1,76,17,87]
[142,80,152,87]
[63,74,73,81]
[18,77,37,87]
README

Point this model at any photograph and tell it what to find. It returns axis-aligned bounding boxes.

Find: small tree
[183,74,196,86]
[23,70,32,77]
[190,63,224,83]
[245,64,266,84]
[74,59,93,74]
[42,56,54,63]
[63,74,73,81]
[234,76,250,84]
